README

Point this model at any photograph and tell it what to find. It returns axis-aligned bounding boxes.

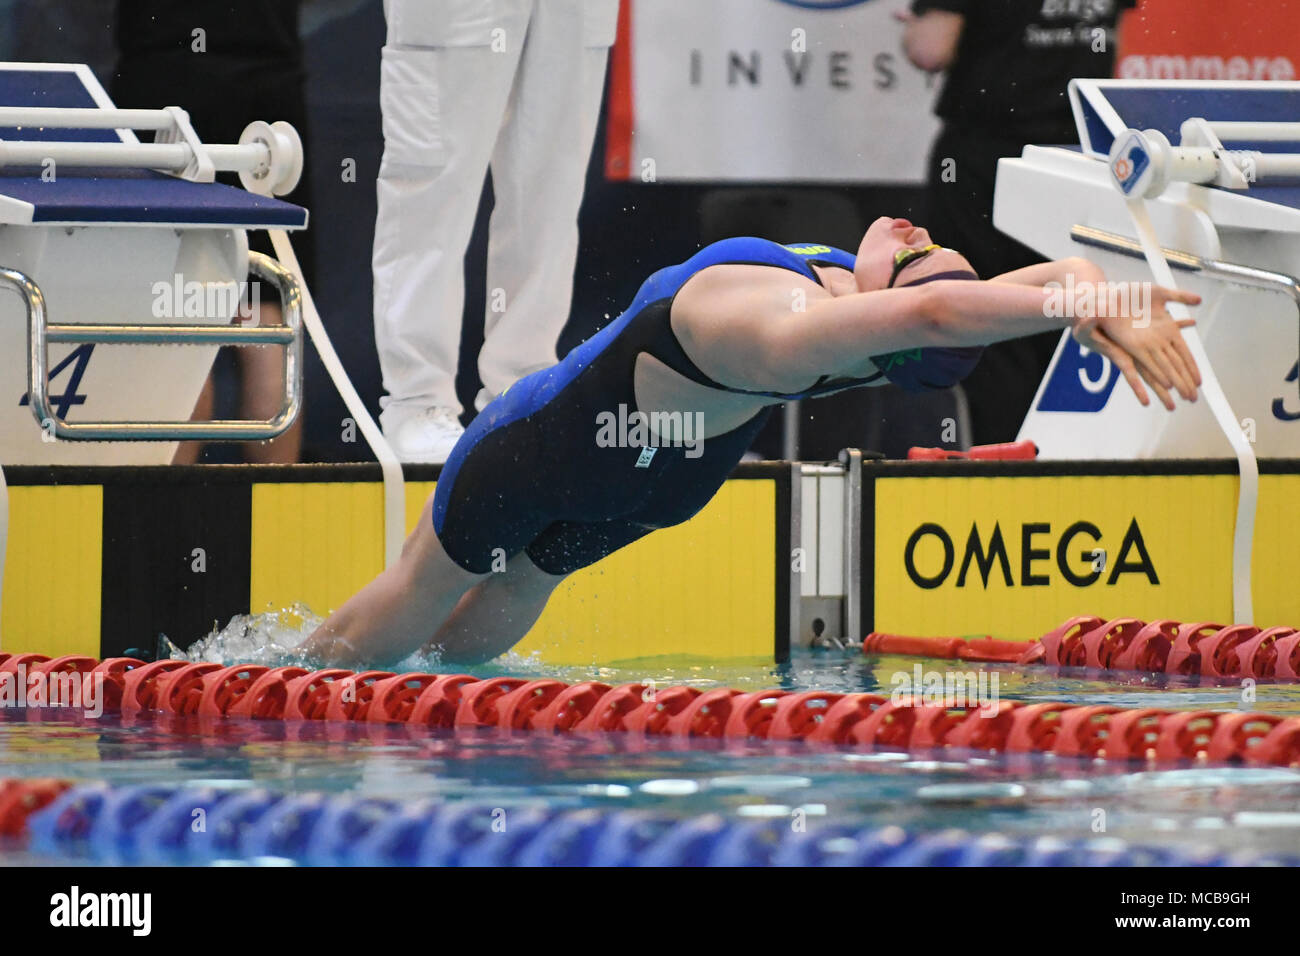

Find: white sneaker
[380,404,465,464]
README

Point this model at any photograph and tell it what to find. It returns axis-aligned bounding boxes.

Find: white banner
[613,0,942,183]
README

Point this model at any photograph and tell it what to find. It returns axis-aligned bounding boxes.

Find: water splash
[168,605,463,673]
[169,604,324,667]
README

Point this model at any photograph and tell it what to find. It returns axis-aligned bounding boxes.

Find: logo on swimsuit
[875,348,923,372]
[595,404,706,460]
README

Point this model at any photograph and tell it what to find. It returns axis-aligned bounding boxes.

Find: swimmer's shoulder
[672,239,826,303]
[689,237,817,275]
[671,239,829,333]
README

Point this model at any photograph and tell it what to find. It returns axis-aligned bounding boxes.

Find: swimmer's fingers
[1133,352,1176,410]
[1145,314,1199,399]
[1089,333,1151,408]
[1167,323,1203,388]
[1128,343,1179,409]
[1155,286,1203,309]
[1139,332,1194,401]
[1138,338,1178,391]
[1163,340,1199,400]
[1149,300,1201,398]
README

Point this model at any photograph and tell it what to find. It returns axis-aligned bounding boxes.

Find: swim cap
[880,254,984,390]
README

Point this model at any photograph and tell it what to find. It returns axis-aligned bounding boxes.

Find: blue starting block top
[0,63,308,228]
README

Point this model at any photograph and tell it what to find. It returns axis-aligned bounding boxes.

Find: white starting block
[0,62,309,465]
[996,79,1300,625]
[0,63,408,629]
[997,79,1300,461]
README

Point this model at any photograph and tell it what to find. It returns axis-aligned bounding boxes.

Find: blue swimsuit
[433,237,981,575]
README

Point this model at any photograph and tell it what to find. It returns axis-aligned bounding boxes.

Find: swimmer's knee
[521,552,568,587]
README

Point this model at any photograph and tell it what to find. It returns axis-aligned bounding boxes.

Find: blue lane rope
[25,782,1297,867]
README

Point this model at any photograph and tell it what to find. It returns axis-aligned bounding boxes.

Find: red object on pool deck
[864,615,1300,682]
[906,440,1038,461]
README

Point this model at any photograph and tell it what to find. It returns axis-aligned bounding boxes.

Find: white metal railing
[4,252,302,442]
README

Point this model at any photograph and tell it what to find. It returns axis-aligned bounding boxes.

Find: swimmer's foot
[380,404,464,464]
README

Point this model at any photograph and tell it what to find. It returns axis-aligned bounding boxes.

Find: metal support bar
[782,400,801,461]
[1070,224,1300,301]
[788,461,804,650]
[1070,222,1300,405]
[45,324,295,346]
[838,447,863,646]
[2,250,303,441]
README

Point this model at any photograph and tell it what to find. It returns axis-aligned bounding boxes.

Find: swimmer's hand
[1070,284,1202,411]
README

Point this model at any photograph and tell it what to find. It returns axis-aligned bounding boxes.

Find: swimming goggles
[888,243,942,287]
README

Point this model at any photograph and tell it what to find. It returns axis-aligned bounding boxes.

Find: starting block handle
[0,105,176,130]
[1,250,303,442]
[0,107,302,196]
[1199,121,1300,143]
[1111,124,1300,199]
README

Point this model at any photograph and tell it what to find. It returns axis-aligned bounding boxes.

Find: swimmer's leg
[298,495,487,667]
[422,555,566,664]
[422,517,652,663]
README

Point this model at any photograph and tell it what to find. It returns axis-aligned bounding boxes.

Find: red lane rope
[864,615,1300,682]
[7,651,1300,767]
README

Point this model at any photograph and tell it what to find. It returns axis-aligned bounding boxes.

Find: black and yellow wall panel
[6,459,1299,664]
[868,461,1300,641]
[1247,473,1300,628]
[0,464,789,663]
[517,477,777,664]
[1,483,102,657]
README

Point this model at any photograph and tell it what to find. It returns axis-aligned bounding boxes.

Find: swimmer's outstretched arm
[988,256,1105,288]
[753,266,1201,411]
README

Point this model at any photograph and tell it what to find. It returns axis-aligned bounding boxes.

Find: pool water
[4,627,1300,865]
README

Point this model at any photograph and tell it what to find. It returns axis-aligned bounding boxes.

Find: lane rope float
[5,649,1300,766]
[8,779,1290,868]
[864,614,1300,681]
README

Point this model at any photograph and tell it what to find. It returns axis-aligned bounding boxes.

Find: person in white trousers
[373,0,620,462]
